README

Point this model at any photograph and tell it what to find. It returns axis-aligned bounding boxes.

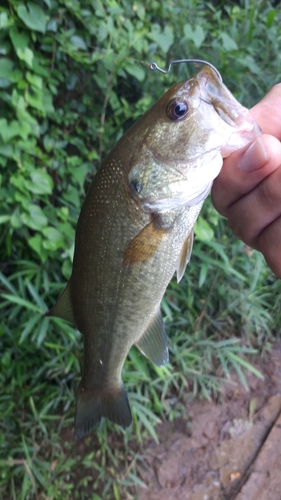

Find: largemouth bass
[47,66,259,439]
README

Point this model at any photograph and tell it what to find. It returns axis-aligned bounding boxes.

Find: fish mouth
[199,96,238,127]
[199,76,257,133]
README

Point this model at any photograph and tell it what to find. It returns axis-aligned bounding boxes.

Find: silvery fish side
[47,66,259,439]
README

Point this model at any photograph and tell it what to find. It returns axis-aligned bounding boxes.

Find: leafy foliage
[1,0,281,498]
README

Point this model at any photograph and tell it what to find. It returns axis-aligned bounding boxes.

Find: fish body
[47,66,259,438]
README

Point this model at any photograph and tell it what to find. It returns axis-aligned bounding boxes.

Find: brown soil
[137,342,281,500]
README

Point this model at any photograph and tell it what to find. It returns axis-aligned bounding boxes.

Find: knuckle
[257,218,281,278]
[228,217,245,243]
[258,169,281,211]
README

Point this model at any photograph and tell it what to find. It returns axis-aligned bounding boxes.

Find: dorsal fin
[46,283,75,325]
[177,230,194,283]
[135,308,169,367]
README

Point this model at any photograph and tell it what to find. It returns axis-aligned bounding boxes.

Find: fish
[47,65,259,439]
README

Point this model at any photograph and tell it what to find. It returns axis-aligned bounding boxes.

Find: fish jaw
[198,65,261,156]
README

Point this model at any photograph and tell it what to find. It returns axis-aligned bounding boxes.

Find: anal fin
[46,283,75,325]
[136,308,169,367]
[177,230,194,283]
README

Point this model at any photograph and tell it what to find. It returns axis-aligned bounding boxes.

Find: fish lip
[199,96,238,128]
[184,182,212,206]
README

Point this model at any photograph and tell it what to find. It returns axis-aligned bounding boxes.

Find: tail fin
[74,383,132,439]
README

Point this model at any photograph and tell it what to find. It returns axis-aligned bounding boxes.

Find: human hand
[212,84,281,277]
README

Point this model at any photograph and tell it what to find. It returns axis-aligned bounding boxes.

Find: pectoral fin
[46,283,75,325]
[136,308,169,366]
[177,230,194,283]
[124,219,169,265]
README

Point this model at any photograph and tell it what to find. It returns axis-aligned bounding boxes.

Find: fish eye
[166,99,189,121]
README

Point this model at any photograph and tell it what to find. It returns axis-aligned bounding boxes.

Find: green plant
[1,0,281,498]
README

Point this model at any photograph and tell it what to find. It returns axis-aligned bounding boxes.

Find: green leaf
[125,62,146,82]
[22,205,48,231]
[46,19,57,32]
[0,119,26,142]
[11,89,26,110]
[26,72,43,89]
[193,25,205,48]
[198,262,208,288]
[0,142,14,158]
[70,162,88,190]
[183,23,193,38]
[220,32,238,51]
[17,3,48,33]
[19,314,42,344]
[134,3,145,20]
[9,26,29,51]
[42,227,65,250]
[266,9,276,29]
[0,215,10,224]
[0,12,14,29]
[16,109,40,137]
[149,25,174,52]
[18,47,34,67]
[194,218,214,241]
[26,86,44,111]
[42,91,55,114]
[9,27,34,67]
[0,294,42,313]
[227,352,264,380]
[25,169,54,195]
[243,55,260,75]
[1,351,11,367]
[0,58,22,83]
[184,24,205,48]
[0,78,11,88]
[70,35,87,50]
[28,234,48,261]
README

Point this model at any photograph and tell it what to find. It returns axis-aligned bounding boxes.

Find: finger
[250,83,281,140]
[257,217,281,278]
[212,134,281,216]
[227,161,281,249]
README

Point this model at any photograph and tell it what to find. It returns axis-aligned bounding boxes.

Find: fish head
[127,66,260,213]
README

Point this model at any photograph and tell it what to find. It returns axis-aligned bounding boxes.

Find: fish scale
[47,66,259,438]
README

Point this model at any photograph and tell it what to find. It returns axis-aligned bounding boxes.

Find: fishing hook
[149,59,222,82]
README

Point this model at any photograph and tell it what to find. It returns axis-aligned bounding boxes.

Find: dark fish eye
[166,99,189,121]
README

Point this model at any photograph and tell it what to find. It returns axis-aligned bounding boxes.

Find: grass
[1,205,281,499]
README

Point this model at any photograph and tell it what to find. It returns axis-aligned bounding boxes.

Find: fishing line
[149,59,222,81]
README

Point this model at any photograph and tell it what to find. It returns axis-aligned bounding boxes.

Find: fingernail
[239,136,269,172]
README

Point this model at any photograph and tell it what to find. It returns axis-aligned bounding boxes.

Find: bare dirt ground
[137,342,281,500]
